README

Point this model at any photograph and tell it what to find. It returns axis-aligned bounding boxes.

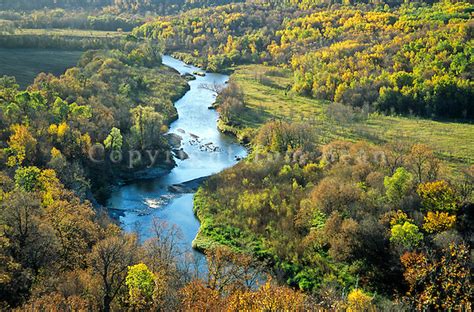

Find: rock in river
[181,72,196,81]
[166,133,183,148]
[173,148,189,160]
[193,71,206,77]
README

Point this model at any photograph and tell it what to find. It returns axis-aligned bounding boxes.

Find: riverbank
[108,55,247,260]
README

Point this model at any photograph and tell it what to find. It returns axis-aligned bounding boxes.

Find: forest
[135,0,473,118]
[0,0,472,310]
[0,0,244,15]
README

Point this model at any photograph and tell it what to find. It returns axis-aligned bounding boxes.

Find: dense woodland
[195,117,473,309]
[0,0,244,15]
[135,0,473,118]
[0,0,472,310]
[0,9,144,32]
[0,41,189,202]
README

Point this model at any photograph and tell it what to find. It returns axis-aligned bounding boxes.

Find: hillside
[0,0,472,310]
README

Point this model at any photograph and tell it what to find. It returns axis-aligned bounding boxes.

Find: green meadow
[227,64,474,173]
[11,28,126,38]
[0,48,83,88]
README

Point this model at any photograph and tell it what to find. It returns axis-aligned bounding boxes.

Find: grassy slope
[11,28,127,37]
[193,63,473,277]
[226,64,474,173]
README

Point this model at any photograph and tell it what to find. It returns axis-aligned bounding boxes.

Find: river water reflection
[107,55,247,265]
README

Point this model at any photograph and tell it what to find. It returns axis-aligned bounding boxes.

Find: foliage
[14,166,41,192]
[5,125,37,167]
[408,144,440,184]
[389,210,411,227]
[400,244,472,310]
[384,167,413,203]
[0,44,188,202]
[104,127,123,151]
[417,180,459,212]
[226,280,308,311]
[195,139,449,296]
[0,29,128,50]
[181,248,309,310]
[422,211,456,234]
[89,235,138,311]
[223,63,474,171]
[347,288,374,312]
[126,263,155,309]
[130,105,166,150]
[0,0,472,310]
[133,2,292,70]
[0,0,245,15]
[136,1,473,119]
[255,121,316,154]
[216,82,245,125]
[390,222,423,249]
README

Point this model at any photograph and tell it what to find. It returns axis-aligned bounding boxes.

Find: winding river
[107,55,247,264]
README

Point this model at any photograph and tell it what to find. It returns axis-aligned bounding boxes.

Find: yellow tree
[6,124,37,167]
[417,180,459,213]
[346,288,374,312]
[422,211,456,234]
[126,263,156,310]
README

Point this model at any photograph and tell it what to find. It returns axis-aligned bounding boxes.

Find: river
[107,55,247,265]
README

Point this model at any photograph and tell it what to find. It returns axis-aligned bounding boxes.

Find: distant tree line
[0,0,245,14]
[135,0,473,119]
[0,34,126,50]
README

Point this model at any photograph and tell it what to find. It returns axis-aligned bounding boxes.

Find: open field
[0,27,129,51]
[228,64,474,172]
[0,48,82,87]
[12,28,127,38]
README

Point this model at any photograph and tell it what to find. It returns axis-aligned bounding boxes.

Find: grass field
[228,64,474,173]
[0,28,129,87]
[12,28,127,38]
[0,48,82,88]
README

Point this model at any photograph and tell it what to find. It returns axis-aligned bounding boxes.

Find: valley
[0,0,472,310]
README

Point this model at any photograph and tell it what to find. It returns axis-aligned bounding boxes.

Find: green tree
[126,263,155,309]
[104,127,123,151]
[384,167,413,204]
[14,166,41,192]
[390,221,423,249]
[52,97,70,122]
[130,105,164,150]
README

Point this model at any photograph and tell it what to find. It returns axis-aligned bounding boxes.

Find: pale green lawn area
[232,64,474,172]
[13,28,127,38]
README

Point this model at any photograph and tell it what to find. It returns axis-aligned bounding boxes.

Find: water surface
[107,55,247,263]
